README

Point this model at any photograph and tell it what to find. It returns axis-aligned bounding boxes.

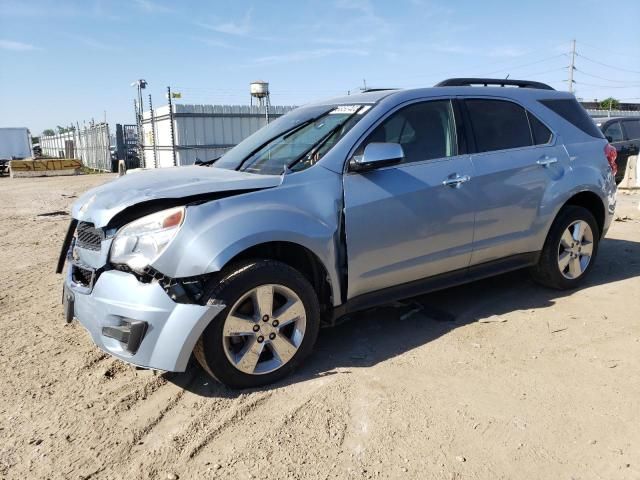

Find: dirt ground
[1,174,639,480]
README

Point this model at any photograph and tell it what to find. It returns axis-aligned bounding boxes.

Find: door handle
[536,156,558,167]
[442,174,471,188]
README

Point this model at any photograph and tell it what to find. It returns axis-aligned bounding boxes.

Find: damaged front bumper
[64,267,224,372]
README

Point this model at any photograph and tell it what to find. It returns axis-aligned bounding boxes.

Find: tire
[530,205,600,290]
[194,259,320,389]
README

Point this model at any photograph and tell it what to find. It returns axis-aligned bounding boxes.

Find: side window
[465,99,532,152]
[604,122,624,143]
[527,112,552,145]
[357,100,457,164]
[622,120,640,141]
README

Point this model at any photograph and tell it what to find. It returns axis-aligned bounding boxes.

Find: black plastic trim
[332,252,540,320]
[102,321,148,354]
[56,219,78,274]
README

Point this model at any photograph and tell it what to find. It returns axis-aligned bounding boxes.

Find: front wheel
[194,260,320,389]
[530,205,600,290]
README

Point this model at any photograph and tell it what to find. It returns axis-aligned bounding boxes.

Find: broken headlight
[109,207,185,273]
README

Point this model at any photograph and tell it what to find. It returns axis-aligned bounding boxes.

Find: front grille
[76,221,103,251]
[72,265,94,287]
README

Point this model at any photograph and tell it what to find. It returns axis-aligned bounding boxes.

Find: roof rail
[435,78,555,90]
[361,88,399,93]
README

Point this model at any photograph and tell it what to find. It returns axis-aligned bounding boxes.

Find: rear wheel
[530,205,600,289]
[194,259,320,388]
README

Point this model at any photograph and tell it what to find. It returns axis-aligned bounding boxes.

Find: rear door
[462,97,568,265]
[343,98,475,299]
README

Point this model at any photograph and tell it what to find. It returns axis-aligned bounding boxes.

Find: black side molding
[56,219,77,274]
[332,251,540,320]
[436,78,554,90]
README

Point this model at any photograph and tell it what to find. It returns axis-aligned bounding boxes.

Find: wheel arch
[561,190,605,236]
[214,240,337,320]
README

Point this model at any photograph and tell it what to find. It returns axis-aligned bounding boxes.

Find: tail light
[605,144,618,176]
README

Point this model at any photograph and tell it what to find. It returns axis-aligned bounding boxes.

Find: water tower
[250,80,271,123]
[250,80,270,107]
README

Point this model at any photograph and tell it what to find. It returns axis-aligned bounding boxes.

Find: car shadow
[167,236,640,398]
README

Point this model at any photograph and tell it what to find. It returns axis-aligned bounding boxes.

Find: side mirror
[606,135,613,143]
[349,142,404,172]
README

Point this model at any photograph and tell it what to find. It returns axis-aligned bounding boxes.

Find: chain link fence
[40,123,111,171]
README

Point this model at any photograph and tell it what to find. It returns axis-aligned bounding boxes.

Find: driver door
[343,99,475,299]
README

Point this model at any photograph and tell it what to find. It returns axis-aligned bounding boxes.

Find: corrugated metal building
[141,104,296,168]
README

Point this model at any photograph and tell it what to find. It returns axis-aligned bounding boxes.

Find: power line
[511,67,567,78]
[478,53,567,77]
[576,53,640,75]
[575,40,640,61]
[575,69,640,85]
[574,81,640,89]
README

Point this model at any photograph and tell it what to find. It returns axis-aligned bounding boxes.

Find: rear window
[465,99,532,152]
[538,99,604,138]
[622,120,640,140]
[603,122,624,142]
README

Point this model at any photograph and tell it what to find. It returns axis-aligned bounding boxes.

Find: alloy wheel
[557,220,594,280]
[222,284,307,375]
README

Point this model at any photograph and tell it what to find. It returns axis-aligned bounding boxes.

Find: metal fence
[587,109,640,119]
[40,123,111,171]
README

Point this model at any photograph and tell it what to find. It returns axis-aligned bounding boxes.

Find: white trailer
[0,128,33,175]
[0,127,33,159]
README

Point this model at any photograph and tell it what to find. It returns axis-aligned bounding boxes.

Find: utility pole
[148,94,157,168]
[568,39,576,94]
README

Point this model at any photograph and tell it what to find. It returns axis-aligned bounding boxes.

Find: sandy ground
[0,174,639,480]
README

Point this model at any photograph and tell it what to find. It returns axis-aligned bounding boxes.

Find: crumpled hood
[71,166,282,227]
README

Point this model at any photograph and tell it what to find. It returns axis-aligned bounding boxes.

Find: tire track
[181,391,274,459]
[182,374,347,462]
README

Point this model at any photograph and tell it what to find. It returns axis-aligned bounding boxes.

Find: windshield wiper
[236,108,333,172]
[195,156,220,166]
[287,106,363,171]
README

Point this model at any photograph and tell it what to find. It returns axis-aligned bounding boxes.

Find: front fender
[151,168,344,306]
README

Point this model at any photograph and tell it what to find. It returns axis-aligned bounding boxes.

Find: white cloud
[0,39,39,51]
[134,0,172,13]
[62,34,114,51]
[252,48,369,66]
[430,44,527,58]
[335,0,374,14]
[198,8,253,36]
[486,46,528,58]
[191,37,236,50]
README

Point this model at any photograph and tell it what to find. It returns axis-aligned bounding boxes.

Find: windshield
[215,104,371,175]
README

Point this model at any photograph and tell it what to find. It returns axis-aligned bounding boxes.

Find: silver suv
[59,78,618,388]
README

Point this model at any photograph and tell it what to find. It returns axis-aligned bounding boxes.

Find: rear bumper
[65,268,224,372]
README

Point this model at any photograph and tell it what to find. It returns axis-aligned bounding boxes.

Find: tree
[42,129,55,137]
[600,97,619,110]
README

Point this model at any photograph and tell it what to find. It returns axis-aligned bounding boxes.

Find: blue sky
[1,0,639,134]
